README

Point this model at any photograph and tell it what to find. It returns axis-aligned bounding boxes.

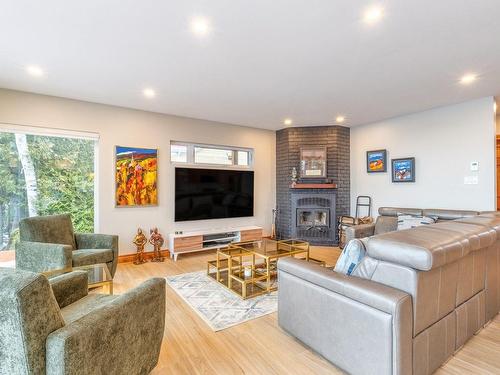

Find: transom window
[170,141,253,168]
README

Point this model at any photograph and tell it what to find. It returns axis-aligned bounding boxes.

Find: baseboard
[118,249,170,263]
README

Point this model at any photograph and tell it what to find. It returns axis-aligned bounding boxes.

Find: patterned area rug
[166,271,277,331]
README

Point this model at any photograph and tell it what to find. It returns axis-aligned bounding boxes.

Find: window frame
[0,123,100,232]
[170,141,254,169]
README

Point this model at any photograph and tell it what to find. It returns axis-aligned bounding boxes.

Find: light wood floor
[112,247,500,375]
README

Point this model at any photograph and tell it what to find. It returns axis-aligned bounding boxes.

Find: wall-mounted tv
[175,167,254,222]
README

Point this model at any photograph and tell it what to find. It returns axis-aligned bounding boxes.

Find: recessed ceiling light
[26,65,44,77]
[190,16,211,36]
[459,73,478,85]
[336,116,346,123]
[284,118,293,126]
[363,6,383,24]
[143,88,156,98]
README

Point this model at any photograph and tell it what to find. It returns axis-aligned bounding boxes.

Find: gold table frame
[207,239,325,299]
[42,263,113,295]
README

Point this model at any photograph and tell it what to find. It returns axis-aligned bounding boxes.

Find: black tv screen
[175,167,254,221]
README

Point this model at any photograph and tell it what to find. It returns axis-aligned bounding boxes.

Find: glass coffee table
[207,239,325,299]
[44,263,113,295]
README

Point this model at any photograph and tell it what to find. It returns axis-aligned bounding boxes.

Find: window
[170,141,253,168]
[0,126,97,251]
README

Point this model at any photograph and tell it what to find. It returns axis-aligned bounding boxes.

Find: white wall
[351,97,497,216]
[0,89,276,254]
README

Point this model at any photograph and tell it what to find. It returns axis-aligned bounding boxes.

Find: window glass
[194,147,233,165]
[0,131,95,251]
[237,151,249,166]
[170,141,253,168]
[170,144,187,162]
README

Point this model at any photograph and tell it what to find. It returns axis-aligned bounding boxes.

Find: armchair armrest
[74,233,118,251]
[46,278,166,375]
[15,241,72,273]
[344,223,375,243]
[75,233,119,277]
[49,271,88,308]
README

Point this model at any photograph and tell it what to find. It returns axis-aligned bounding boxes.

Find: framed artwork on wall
[391,157,415,183]
[300,146,327,178]
[115,146,158,207]
[366,149,387,173]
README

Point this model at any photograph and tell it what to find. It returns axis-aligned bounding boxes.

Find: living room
[1,2,500,375]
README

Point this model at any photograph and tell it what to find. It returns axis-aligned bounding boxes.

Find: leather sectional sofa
[344,206,480,243]
[278,209,500,375]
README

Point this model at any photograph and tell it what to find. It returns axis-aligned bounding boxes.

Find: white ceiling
[1,1,500,130]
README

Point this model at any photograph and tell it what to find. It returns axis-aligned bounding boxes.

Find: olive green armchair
[15,214,119,277]
[0,267,166,375]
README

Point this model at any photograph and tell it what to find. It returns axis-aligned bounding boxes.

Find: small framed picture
[392,157,415,183]
[300,146,327,178]
[366,149,387,173]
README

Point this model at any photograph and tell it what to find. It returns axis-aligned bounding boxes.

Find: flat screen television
[175,167,254,222]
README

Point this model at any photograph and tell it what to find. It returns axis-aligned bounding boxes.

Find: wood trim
[118,249,170,263]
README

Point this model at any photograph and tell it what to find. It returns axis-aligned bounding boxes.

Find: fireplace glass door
[297,209,329,227]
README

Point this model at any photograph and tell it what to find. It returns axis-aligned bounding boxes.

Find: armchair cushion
[19,214,76,249]
[61,294,117,323]
[72,249,113,267]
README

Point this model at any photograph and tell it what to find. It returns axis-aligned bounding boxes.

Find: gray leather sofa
[0,268,166,375]
[278,211,500,375]
[344,206,480,243]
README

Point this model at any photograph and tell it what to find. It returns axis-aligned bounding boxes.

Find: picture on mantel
[300,146,327,178]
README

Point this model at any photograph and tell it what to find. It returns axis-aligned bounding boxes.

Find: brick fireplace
[276,126,350,245]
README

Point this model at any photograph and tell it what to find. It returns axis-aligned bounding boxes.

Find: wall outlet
[464,176,479,185]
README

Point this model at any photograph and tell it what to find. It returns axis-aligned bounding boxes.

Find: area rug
[166,271,277,331]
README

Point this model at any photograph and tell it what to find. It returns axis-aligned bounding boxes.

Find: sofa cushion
[378,207,423,217]
[334,239,366,275]
[72,249,113,267]
[60,294,116,324]
[422,209,480,221]
[19,214,76,249]
[397,214,436,230]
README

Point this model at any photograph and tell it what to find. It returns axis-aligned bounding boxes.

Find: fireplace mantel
[290,183,337,189]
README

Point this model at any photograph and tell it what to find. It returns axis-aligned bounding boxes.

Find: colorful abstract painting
[392,157,415,183]
[366,149,387,173]
[115,146,158,206]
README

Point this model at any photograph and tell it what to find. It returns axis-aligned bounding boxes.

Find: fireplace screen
[297,209,329,227]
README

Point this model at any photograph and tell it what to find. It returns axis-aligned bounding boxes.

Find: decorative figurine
[149,227,165,262]
[291,167,298,187]
[132,228,148,265]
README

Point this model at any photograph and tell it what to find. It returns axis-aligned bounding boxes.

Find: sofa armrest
[49,271,88,308]
[278,258,412,375]
[278,257,409,314]
[344,223,375,243]
[46,278,166,375]
[15,241,72,273]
